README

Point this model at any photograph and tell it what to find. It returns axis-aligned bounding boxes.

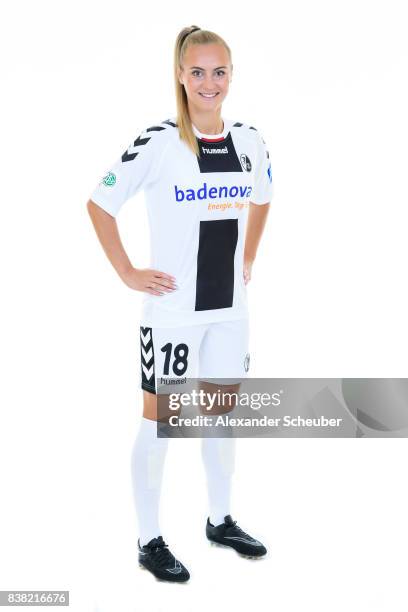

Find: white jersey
[89,116,273,327]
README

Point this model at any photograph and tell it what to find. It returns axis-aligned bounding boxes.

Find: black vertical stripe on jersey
[195,219,238,311]
[196,133,242,173]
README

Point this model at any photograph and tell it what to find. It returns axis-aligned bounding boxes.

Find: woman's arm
[87,200,177,296]
[243,202,270,284]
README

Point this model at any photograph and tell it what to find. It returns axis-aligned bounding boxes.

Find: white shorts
[139,318,250,394]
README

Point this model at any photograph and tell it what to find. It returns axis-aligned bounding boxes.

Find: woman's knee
[198,382,241,415]
[142,390,181,422]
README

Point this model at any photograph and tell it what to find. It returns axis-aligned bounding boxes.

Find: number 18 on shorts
[139,319,250,394]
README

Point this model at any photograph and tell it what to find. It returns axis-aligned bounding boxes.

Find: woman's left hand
[243,259,253,285]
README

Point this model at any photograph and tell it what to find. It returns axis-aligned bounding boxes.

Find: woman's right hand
[120,267,177,296]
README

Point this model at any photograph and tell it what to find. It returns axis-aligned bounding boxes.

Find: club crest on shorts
[244,352,250,372]
[240,154,252,172]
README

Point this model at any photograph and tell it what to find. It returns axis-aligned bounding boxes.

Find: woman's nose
[203,75,216,90]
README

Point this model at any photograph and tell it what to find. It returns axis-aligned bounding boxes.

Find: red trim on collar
[200,136,226,142]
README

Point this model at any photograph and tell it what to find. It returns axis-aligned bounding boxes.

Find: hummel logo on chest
[202,146,228,154]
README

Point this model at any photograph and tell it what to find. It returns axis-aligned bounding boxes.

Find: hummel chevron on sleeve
[89,123,170,217]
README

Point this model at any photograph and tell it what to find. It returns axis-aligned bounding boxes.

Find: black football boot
[206,514,267,559]
[138,536,190,582]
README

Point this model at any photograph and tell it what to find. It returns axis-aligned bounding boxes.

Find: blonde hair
[174,25,232,157]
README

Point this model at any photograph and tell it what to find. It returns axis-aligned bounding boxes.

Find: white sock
[201,429,236,527]
[130,417,169,546]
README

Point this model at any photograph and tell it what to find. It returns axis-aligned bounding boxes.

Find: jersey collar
[192,118,230,142]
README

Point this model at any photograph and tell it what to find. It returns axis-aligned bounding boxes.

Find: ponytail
[173,26,232,158]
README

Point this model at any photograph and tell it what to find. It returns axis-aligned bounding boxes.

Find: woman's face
[178,43,232,113]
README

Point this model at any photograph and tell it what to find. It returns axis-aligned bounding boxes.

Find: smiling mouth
[199,92,219,98]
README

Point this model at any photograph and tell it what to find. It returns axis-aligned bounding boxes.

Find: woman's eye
[192,70,202,77]
[216,70,225,77]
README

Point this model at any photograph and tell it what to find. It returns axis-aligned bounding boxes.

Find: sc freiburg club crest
[240,154,252,172]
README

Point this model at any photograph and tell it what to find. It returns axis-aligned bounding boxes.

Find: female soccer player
[87,25,272,582]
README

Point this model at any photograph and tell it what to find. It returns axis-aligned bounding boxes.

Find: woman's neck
[189,109,224,135]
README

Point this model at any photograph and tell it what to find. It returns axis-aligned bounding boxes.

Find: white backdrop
[1,1,407,611]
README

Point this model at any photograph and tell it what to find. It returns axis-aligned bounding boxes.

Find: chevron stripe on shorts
[140,326,156,394]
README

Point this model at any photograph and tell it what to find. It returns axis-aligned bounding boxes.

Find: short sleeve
[250,130,273,205]
[89,125,165,217]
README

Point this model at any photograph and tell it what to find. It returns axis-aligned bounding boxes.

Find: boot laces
[228,521,253,540]
[146,539,176,568]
